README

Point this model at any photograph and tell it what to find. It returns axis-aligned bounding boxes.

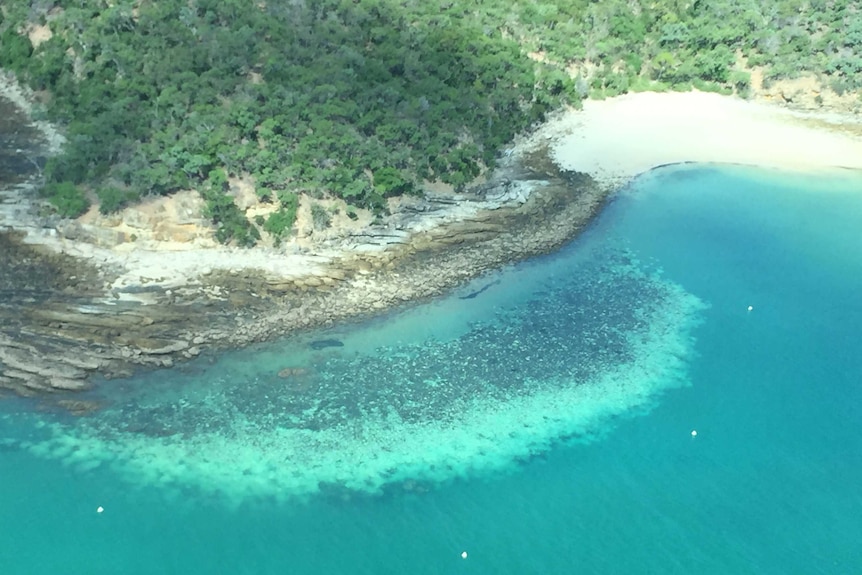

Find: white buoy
[747,305,753,312]
[96,506,104,513]
[691,430,697,438]
[461,551,468,559]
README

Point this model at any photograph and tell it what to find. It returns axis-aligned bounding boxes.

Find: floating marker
[690,430,697,437]
[747,305,753,312]
[461,552,468,559]
[96,506,104,513]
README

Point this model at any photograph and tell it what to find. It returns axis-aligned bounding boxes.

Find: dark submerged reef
[90,249,669,439]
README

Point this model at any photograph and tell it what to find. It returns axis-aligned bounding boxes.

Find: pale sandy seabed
[17,255,708,503]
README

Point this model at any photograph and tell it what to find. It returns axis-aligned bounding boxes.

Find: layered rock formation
[0,140,607,401]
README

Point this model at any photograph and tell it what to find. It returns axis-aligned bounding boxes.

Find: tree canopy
[1,0,859,240]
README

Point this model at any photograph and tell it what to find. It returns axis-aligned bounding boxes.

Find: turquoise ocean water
[1,164,861,574]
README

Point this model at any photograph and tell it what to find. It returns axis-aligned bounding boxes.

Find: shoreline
[541,90,862,190]
[2,85,862,401]
[1,140,607,398]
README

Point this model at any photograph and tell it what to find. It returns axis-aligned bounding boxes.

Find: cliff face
[749,69,862,118]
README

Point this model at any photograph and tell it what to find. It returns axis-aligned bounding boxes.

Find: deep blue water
[2,164,861,574]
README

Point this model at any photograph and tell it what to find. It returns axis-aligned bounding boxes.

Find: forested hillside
[1,0,860,245]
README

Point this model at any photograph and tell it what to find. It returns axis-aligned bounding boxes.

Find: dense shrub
[264,209,296,244]
[310,203,331,230]
[96,186,137,214]
[0,28,32,68]
[262,190,299,244]
[202,188,259,247]
[1,0,856,244]
[40,182,90,218]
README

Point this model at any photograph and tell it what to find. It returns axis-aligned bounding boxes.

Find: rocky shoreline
[10,77,856,406]
[0,115,608,403]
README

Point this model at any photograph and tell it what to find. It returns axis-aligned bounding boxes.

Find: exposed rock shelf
[0,144,607,401]
[8,85,860,404]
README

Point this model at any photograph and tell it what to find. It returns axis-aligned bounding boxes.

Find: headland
[1,76,861,403]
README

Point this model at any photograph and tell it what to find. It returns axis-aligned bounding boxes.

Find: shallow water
[2,164,861,573]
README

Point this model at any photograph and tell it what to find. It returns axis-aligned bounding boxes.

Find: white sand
[545,90,862,189]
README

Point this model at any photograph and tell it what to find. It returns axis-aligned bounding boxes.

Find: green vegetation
[1,0,859,243]
[264,191,299,245]
[95,185,137,215]
[200,169,260,246]
[310,203,332,231]
[39,181,89,218]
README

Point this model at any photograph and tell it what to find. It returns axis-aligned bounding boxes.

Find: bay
[1,164,861,574]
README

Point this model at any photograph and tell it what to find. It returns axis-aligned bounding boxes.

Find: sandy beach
[542,90,862,190]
